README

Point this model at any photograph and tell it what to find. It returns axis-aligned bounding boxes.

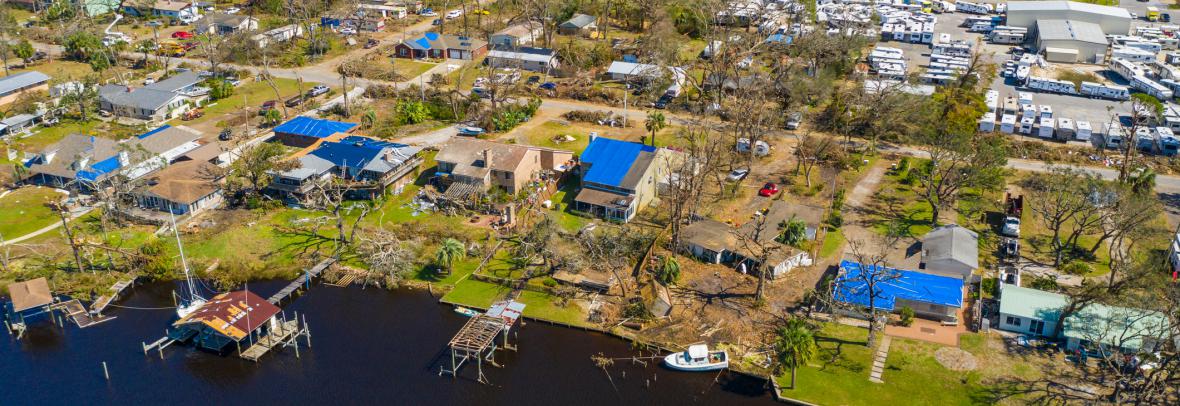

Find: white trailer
[1103,121,1125,149]
[956,1,993,14]
[1038,117,1055,138]
[1131,75,1174,100]
[1080,82,1131,100]
[1039,105,1053,119]
[1018,92,1033,105]
[1075,120,1093,141]
[1056,118,1075,140]
[1019,117,1035,134]
[980,112,996,132]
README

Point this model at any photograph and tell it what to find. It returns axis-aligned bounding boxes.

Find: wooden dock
[267,258,336,304]
[52,299,114,328]
[239,318,309,362]
[90,277,137,316]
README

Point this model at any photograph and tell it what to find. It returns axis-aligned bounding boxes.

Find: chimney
[482,149,492,168]
[589,131,598,142]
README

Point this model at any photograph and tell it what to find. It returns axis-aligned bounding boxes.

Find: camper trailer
[1000,114,1017,134]
[980,112,996,132]
[1019,117,1035,134]
[1075,120,1093,141]
[1038,117,1055,138]
[1056,117,1075,140]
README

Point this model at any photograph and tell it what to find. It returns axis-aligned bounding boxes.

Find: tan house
[434,137,573,197]
[135,159,224,215]
[574,135,679,222]
[0,71,50,108]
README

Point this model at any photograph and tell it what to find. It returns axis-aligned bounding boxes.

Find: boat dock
[53,299,115,328]
[239,314,311,362]
[267,258,336,304]
[440,300,524,384]
[90,277,137,316]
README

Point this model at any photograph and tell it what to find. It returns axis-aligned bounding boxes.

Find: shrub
[1061,261,1092,276]
[1028,275,1059,292]
[898,306,915,327]
[826,210,843,228]
[831,188,846,211]
[980,278,998,299]
[896,157,910,173]
[542,278,557,288]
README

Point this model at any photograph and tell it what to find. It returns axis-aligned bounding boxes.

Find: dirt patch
[934,347,978,371]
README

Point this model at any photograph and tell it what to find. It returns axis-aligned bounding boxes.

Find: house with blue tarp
[22,126,202,189]
[269,136,423,198]
[832,260,964,323]
[273,116,359,148]
[393,32,489,60]
[574,135,677,222]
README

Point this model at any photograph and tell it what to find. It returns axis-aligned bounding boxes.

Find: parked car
[538,82,557,90]
[471,87,490,98]
[446,9,463,19]
[758,183,779,197]
[527,75,540,84]
[419,8,437,16]
[307,85,330,97]
[259,100,276,114]
[726,168,750,181]
[226,7,241,14]
[1001,216,1021,237]
[171,31,194,39]
[340,26,357,35]
[285,95,305,107]
[432,18,442,25]
[218,128,233,141]
[364,39,379,49]
[653,94,673,109]
[1165,13,1172,22]
[147,20,163,27]
[1002,237,1020,260]
[785,112,802,130]
[458,126,485,136]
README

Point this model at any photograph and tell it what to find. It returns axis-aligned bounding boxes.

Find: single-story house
[998,284,1171,353]
[352,15,386,32]
[169,290,281,352]
[558,13,597,35]
[680,218,813,279]
[98,71,208,121]
[135,159,223,215]
[125,0,199,21]
[394,32,488,60]
[920,224,979,281]
[358,4,408,19]
[575,135,677,223]
[486,46,560,74]
[272,116,359,148]
[23,125,202,189]
[832,260,965,323]
[269,136,423,198]
[0,113,42,138]
[251,24,304,48]
[491,23,543,47]
[606,61,687,87]
[0,71,50,107]
[196,13,259,35]
[434,137,573,197]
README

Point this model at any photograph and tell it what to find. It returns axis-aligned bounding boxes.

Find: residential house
[23,126,202,189]
[0,113,43,139]
[558,13,598,35]
[358,4,408,19]
[98,71,208,121]
[125,0,200,21]
[434,137,573,197]
[606,61,686,86]
[833,260,965,323]
[0,71,50,107]
[491,23,544,47]
[10,0,113,16]
[680,218,814,279]
[486,46,560,74]
[920,224,979,281]
[169,290,281,351]
[272,116,359,148]
[134,158,223,214]
[352,15,386,32]
[998,284,1171,353]
[251,24,304,48]
[574,135,676,222]
[196,13,259,35]
[394,32,488,60]
[269,136,423,199]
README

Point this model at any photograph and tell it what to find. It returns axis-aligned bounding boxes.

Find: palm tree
[361,109,377,129]
[434,238,466,275]
[776,216,807,247]
[774,318,817,390]
[644,111,666,146]
[657,256,680,285]
[1128,167,1156,195]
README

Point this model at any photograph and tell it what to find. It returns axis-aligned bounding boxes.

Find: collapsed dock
[441,300,525,384]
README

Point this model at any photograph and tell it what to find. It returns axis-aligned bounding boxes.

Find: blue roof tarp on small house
[137,124,172,139]
[832,260,964,312]
[580,137,655,188]
[274,116,358,139]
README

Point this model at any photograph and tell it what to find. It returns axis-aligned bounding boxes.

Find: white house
[486,47,560,73]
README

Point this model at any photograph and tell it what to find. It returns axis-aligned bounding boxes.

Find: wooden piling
[102,362,109,380]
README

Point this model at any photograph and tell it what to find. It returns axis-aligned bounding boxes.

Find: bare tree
[301,178,382,252]
[734,212,779,302]
[794,131,836,188]
[664,126,723,250]
[1024,167,1101,267]
[840,235,903,348]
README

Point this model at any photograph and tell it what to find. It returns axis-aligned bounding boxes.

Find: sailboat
[169,208,205,319]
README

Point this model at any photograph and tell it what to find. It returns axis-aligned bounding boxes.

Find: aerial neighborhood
[3,0,1180,404]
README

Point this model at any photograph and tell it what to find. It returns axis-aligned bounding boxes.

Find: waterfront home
[486,46,560,74]
[558,13,597,35]
[680,217,813,279]
[832,260,965,323]
[997,284,1171,353]
[134,159,223,215]
[434,137,573,197]
[272,116,359,148]
[98,71,208,122]
[394,32,489,60]
[0,71,50,108]
[269,136,423,199]
[170,290,281,352]
[574,135,677,223]
[23,126,202,189]
[920,224,979,281]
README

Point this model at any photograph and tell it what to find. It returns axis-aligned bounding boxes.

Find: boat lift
[440,300,524,384]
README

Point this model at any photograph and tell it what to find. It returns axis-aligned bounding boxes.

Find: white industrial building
[1034,19,1109,63]
[1006,1,1132,35]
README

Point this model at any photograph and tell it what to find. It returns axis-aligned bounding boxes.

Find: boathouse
[4,278,56,329]
[170,290,281,352]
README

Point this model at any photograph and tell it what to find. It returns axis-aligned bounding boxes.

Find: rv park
[2,0,1180,404]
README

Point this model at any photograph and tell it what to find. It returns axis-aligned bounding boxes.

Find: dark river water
[1,280,774,405]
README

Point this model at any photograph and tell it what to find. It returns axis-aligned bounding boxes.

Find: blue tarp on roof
[311,136,405,169]
[580,137,655,188]
[832,260,964,312]
[137,124,172,139]
[76,156,122,182]
[274,116,358,139]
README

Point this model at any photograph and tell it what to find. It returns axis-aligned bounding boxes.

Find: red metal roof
[173,290,280,341]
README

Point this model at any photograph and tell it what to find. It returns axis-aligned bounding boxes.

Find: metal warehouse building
[1034,19,1109,63]
[1006,1,1132,35]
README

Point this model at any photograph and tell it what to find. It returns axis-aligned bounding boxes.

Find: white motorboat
[454,306,480,317]
[663,344,729,372]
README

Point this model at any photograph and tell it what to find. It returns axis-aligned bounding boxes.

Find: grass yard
[819,227,845,259]
[518,119,673,154]
[441,279,588,326]
[11,59,140,84]
[177,77,314,126]
[0,187,62,240]
[546,182,593,232]
[778,324,1041,405]
[389,59,437,80]
[7,119,147,152]
[441,279,510,309]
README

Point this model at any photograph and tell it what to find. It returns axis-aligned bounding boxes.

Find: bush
[826,210,844,228]
[1061,261,1092,276]
[896,157,910,173]
[542,278,557,288]
[898,306,915,327]
[831,188,846,211]
[981,277,998,298]
[1028,275,1059,292]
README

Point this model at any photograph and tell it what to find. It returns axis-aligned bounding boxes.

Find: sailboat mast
[168,206,199,303]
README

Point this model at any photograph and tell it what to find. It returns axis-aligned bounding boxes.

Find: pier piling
[102,362,109,380]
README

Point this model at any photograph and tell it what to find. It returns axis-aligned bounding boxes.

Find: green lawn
[819,227,845,259]
[442,279,587,326]
[441,279,510,308]
[547,183,592,232]
[8,119,146,152]
[0,187,61,239]
[10,59,141,84]
[177,77,313,126]
[779,324,1024,405]
[390,59,437,79]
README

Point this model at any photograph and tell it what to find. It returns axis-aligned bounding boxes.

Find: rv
[1157,127,1180,156]
[980,112,996,132]
[1075,121,1093,141]
[1080,82,1131,100]
[1000,114,1017,134]
[1038,117,1055,138]
[1019,117,1035,134]
[1057,117,1075,140]
[1103,121,1125,149]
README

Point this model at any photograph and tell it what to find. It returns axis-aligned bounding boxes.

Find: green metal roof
[998,285,1067,323]
[1000,285,1170,350]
